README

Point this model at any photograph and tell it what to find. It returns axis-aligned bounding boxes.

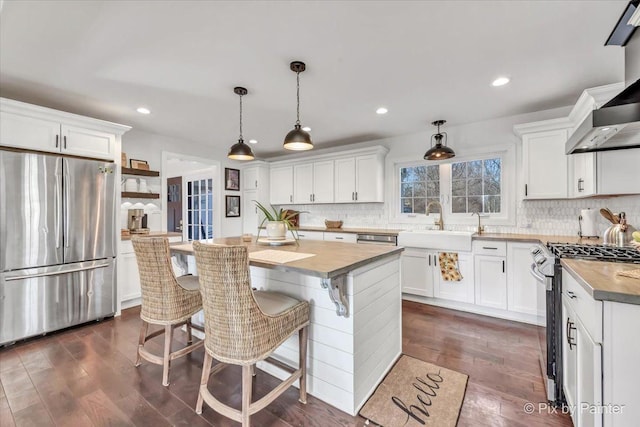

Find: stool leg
[135,320,149,367]
[162,325,173,386]
[241,364,253,427]
[250,364,256,377]
[298,326,308,404]
[186,318,193,344]
[196,352,213,414]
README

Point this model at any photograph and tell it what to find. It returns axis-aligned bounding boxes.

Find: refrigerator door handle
[4,261,110,281]
[55,158,62,249]
[64,158,70,248]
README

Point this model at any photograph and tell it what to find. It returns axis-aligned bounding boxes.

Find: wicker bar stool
[131,236,204,386]
[192,242,310,427]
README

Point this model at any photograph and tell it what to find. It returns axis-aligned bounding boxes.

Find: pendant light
[283,61,313,151]
[424,120,455,160]
[228,86,255,161]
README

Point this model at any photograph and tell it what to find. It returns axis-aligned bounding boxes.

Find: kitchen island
[170,237,404,416]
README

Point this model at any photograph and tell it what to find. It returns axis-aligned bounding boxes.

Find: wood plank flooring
[0,301,571,426]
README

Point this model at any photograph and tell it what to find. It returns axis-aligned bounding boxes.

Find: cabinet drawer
[472,240,506,257]
[324,232,357,243]
[562,270,602,343]
[295,230,324,241]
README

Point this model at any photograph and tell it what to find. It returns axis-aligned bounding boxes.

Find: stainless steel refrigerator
[0,149,117,345]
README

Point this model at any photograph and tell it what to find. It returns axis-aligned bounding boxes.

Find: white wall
[273,105,640,236]
[122,129,243,237]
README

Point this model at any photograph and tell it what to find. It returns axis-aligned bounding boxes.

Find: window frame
[391,145,515,227]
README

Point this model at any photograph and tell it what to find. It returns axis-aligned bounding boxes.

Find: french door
[184,175,214,241]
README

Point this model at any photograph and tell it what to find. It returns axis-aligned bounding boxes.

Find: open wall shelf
[121,192,160,199]
[121,167,160,177]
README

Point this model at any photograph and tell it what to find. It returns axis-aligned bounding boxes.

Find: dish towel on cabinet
[439,252,463,281]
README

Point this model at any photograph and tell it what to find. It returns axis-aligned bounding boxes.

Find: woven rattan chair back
[132,236,199,324]
[193,242,277,364]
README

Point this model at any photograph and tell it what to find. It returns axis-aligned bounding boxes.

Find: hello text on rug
[391,370,444,425]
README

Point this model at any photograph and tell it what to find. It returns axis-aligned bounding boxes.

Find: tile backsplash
[282,195,640,236]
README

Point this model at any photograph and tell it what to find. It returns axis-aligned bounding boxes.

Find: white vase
[266,221,287,240]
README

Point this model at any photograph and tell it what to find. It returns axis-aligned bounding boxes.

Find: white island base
[250,254,402,416]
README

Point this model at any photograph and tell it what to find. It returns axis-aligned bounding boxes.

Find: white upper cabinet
[269,165,294,205]
[270,146,387,205]
[292,160,334,204]
[597,149,640,195]
[293,163,314,203]
[354,154,384,202]
[0,98,128,161]
[60,124,116,160]
[569,152,596,198]
[334,152,385,203]
[334,158,357,202]
[521,128,569,199]
[312,160,335,203]
[243,167,259,190]
[0,111,60,152]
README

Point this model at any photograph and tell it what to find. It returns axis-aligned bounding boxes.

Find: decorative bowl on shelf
[325,220,343,229]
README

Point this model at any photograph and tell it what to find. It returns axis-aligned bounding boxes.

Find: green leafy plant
[253,201,302,242]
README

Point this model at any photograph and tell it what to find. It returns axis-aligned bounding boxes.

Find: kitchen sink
[397,230,474,251]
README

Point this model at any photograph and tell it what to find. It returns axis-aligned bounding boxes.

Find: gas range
[546,243,640,264]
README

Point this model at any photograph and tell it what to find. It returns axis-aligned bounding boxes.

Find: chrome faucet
[472,212,484,234]
[426,201,444,230]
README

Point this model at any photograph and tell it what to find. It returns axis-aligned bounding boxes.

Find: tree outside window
[451,158,501,213]
[399,165,440,214]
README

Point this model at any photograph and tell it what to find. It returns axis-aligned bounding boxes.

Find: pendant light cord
[239,93,243,140]
[296,71,301,125]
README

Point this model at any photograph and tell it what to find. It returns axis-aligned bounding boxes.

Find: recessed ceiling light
[491,77,510,87]
[376,107,388,115]
[249,139,258,144]
[136,107,151,114]
[302,126,311,132]
[582,146,589,149]
[600,127,611,131]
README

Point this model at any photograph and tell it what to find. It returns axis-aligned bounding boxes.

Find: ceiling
[0,1,627,158]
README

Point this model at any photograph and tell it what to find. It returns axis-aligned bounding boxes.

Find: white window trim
[389,144,516,227]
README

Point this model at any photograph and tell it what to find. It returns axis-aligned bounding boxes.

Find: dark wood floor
[0,301,571,426]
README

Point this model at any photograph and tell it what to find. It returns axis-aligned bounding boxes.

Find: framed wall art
[225,195,241,217]
[225,168,240,191]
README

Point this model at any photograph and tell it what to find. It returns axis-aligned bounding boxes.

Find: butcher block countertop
[170,237,404,279]
[561,259,640,305]
[121,231,182,241]
[474,233,603,245]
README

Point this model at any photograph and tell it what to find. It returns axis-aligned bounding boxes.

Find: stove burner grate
[547,243,640,264]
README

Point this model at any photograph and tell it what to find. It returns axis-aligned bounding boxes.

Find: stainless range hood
[566,1,640,154]
[565,79,640,154]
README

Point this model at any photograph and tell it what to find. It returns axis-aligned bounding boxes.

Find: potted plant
[254,201,301,242]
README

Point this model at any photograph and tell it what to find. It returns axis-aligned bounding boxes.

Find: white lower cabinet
[474,255,507,309]
[562,270,605,427]
[323,232,357,243]
[401,249,436,297]
[401,239,544,325]
[433,252,474,303]
[295,230,324,241]
[506,242,541,317]
[402,249,473,302]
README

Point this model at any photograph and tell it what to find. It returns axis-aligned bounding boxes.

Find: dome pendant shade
[283,124,313,151]
[228,138,254,160]
[228,86,254,161]
[424,120,455,160]
[284,61,313,151]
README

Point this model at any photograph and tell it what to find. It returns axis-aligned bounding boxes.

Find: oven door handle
[529,263,547,283]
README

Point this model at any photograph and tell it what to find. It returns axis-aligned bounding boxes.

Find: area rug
[359,355,468,427]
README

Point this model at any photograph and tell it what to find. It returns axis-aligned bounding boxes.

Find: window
[451,158,501,213]
[399,165,440,214]
[186,178,214,240]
